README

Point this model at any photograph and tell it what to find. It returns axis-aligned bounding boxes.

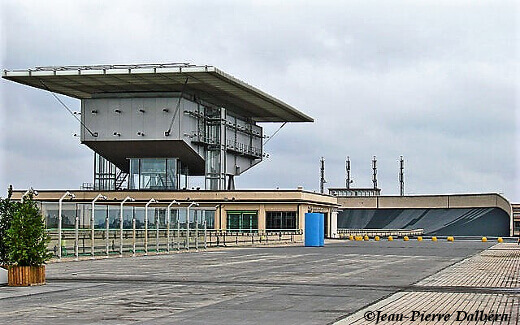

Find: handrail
[45,228,304,259]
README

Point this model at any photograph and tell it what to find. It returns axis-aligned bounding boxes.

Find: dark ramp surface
[0,241,492,325]
[338,208,510,236]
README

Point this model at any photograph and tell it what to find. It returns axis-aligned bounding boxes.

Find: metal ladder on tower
[115,170,128,190]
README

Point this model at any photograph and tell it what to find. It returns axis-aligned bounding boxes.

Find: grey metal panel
[142,98,158,138]
[180,100,198,141]
[225,154,236,175]
[82,97,190,142]
[118,98,132,139]
[234,155,261,175]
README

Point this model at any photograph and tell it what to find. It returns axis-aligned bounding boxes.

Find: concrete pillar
[221,205,227,231]
[215,206,221,230]
[330,209,338,239]
[300,204,308,242]
[258,204,266,233]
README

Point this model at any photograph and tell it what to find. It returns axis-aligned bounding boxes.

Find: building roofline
[10,189,339,207]
[2,63,313,123]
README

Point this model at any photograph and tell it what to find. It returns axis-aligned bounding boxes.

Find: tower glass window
[129,158,178,190]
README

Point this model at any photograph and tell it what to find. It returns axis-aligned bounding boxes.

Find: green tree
[0,185,17,264]
[5,193,51,266]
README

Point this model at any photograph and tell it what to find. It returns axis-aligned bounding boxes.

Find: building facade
[2,63,516,245]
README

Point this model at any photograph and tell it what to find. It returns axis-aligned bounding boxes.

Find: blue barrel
[305,213,324,247]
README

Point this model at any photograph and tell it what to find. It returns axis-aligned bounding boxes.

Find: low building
[10,189,338,256]
[10,189,338,235]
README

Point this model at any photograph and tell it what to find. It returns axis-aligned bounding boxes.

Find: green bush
[5,193,51,266]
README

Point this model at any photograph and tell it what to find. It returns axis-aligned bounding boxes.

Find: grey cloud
[0,0,517,201]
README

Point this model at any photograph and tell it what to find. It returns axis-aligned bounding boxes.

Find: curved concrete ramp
[338,208,510,236]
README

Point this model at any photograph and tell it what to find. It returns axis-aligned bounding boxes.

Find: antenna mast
[320,157,326,194]
[399,156,405,196]
[372,156,378,189]
[346,156,352,189]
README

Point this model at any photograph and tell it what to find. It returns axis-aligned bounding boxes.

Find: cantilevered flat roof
[2,63,313,122]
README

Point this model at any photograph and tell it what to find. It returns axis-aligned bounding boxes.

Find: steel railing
[46,228,304,259]
[337,228,424,238]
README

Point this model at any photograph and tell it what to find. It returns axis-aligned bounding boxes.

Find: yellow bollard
[388,236,393,241]
[374,236,380,241]
[447,236,454,242]
[355,235,363,241]
[417,236,423,241]
[432,236,437,242]
[364,235,370,241]
[497,237,503,243]
[403,236,409,241]
[482,237,487,242]
[349,235,354,241]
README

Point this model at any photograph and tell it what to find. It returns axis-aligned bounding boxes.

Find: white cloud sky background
[0,0,518,201]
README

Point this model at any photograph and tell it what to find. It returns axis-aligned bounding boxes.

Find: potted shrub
[5,191,51,286]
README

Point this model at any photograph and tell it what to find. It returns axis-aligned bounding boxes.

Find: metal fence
[47,227,303,259]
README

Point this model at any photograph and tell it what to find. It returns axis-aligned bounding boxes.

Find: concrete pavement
[1,240,516,324]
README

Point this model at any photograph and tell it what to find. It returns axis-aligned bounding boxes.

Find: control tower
[3,63,313,190]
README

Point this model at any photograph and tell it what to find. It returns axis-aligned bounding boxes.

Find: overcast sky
[0,0,518,202]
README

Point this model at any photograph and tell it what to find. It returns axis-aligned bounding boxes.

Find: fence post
[91,211,95,258]
[186,206,190,251]
[105,214,109,257]
[203,220,207,249]
[132,218,136,257]
[177,212,180,251]
[167,212,170,253]
[195,212,199,251]
[74,216,79,261]
[156,215,159,253]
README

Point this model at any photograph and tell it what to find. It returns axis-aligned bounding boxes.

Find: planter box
[8,265,46,286]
